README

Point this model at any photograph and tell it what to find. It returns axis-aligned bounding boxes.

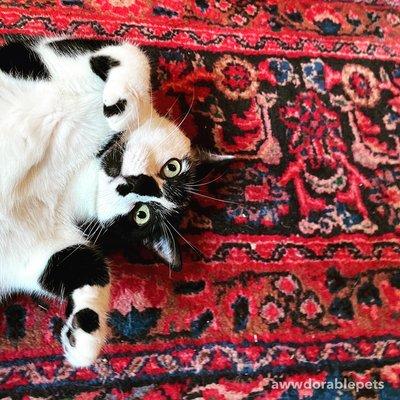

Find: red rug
[2,1,400,398]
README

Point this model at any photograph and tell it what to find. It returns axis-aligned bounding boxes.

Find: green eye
[162,159,181,178]
[134,204,151,226]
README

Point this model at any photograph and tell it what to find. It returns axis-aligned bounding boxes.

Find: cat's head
[96,110,231,270]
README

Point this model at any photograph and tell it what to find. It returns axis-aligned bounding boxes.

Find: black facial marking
[131,175,161,197]
[103,99,127,117]
[74,308,100,333]
[49,39,117,56]
[0,41,50,79]
[117,175,162,197]
[101,142,125,178]
[116,183,131,197]
[90,55,120,81]
[39,245,109,297]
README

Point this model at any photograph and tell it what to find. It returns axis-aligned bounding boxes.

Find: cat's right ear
[193,147,235,183]
[194,147,235,165]
[144,231,182,271]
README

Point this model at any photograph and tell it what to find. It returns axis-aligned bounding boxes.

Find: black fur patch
[97,131,124,158]
[49,39,117,55]
[103,99,127,117]
[117,175,162,197]
[74,308,99,333]
[39,245,109,297]
[115,183,132,197]
[101,142,125,177]
[90,55,120,81]
[0,41,50,79]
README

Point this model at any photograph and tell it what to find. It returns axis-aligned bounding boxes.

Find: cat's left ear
[145,232,182,271]
[194,147,235,164]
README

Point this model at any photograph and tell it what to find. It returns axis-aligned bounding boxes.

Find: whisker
[85,219,99,239]
[187,190,240,205]
[189,171,228,187]
[163,96,180,120]
[189,168,216,185]
[177,92,195,129]
[165,219,203,258]
[163,222,177,276]
[92,223,105,245]
[168,90,195,136]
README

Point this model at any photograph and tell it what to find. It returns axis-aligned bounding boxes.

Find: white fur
[0,37,191,367]
[61,284,110,368]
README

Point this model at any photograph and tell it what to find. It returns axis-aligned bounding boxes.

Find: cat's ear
[145,232,182,271]
[194,147,235,165]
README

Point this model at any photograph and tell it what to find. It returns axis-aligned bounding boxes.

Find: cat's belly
[0,74,108,296]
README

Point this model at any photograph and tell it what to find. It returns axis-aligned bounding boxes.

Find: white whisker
[187,189,239,205]
[165,219,202,258]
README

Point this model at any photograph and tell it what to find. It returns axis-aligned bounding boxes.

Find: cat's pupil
[138,210,147,219]
[168,163,177,171]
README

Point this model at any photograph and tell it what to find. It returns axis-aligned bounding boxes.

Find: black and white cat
[0,37,229,367]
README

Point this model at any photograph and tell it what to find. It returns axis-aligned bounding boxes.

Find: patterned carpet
[1,0,400,398]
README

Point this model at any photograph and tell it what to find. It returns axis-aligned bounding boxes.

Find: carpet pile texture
[1,0,400,398]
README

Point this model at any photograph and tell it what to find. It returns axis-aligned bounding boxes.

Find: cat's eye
[134,204,151,226]
[161,159,181,179]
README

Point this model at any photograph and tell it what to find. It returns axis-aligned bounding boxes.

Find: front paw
[103,83,151,132]
[102,44,151,132]
[61,308,107,368]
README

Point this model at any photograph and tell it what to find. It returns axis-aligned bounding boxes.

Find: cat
[0,36,230,367]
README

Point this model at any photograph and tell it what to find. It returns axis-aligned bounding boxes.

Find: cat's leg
[32,37,151,132]
[90,43,152,132]
[39,245,110,367]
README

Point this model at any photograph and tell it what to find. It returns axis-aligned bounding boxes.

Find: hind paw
[61,307,107,368]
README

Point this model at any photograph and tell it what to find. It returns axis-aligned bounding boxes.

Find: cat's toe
[65,328,76,346]
[61,308,106,368]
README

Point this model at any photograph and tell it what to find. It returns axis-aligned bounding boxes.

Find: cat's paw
[103,81,150,132]
[61,307,107,368]
[101,43,151,132]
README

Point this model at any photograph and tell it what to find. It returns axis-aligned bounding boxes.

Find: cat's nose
[117,174,162,197]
